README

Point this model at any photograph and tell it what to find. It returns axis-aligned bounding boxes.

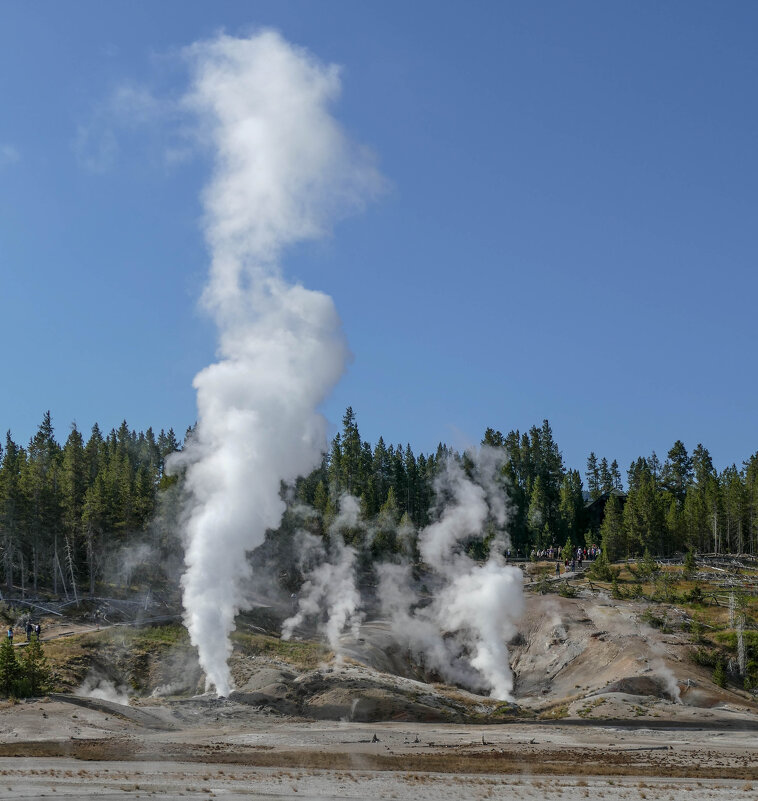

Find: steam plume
[285,448,525,700]
[387,452,524,700]
[170,31,381,696]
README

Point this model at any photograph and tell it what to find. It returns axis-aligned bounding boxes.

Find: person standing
[25,621,33,642]
[6,627,13,643]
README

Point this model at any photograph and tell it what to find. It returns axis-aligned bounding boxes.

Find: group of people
[530,544,603,575]
[6,621,41,644]
[531,546,561,561]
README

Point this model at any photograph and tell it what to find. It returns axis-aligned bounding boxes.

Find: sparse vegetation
[577,697,606,718]
[557,581,577,598]
[713,659,727,688]
[0,636,52,698]
[587,552,618,582]
[230,630,330,669]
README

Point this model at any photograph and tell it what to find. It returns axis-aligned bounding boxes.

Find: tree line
[1,409,757,599]
[0,412,184,598]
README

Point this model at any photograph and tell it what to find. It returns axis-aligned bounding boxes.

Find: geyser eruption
[170,31,381,696]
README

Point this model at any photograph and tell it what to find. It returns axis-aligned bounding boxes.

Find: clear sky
[1,1,756,479]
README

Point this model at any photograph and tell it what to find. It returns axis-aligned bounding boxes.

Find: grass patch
[577,697,606,718]
[229,630,329,670]
[539,703,569,720]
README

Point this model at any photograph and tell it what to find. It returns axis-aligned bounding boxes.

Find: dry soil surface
[0,697,757,799]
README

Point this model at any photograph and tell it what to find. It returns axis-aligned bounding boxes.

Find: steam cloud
[284,449,525,701]
[169,31,381,696]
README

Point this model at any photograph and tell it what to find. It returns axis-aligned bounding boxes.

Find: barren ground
[1,567,756,798]
[0,697,756,799]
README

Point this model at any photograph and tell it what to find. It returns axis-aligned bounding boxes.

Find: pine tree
[372,436,391,507]
[558,470,584,543]
[372,486,399,558]
[610,460,623,491]
[326,433,343,495]
[22,411,63,594]
[662,440,693,505]
[528,475,548,547]
[623,468,665,556]
[600,492,626,561]
[721,465,746,554]
[339,407,363,496]
[599,457,613,494]
[586,453,601,500]
[20,636,51,696]
[745,451,758,555]
[0,637,19,697]
[61,426,87,578]
[665,496,686,553]
[0,433,24,593]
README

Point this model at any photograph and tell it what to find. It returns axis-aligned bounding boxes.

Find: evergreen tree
[372,436,391,507]
[610,459,623,491]
[372,486,399,558]
[745,451,758,555]
[326,433,343,495]
[721,465,746,554]
[0,433,24,592]
[662,440,693,505]
[665,496,686,553]
[599,457,613,494]
[528,475,549,547]
[623,467,665,555]
[19,636,51,696]
[22,412,63,594]
[339,407,363,495]
[558,470,584,543]
[586,453,601,500]
[0,637,19,697]
[600,492,625,561]
[627,457,649,493]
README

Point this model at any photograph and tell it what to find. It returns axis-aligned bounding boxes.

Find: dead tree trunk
[65,537,78,605]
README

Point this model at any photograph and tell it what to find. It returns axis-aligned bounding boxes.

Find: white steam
[76,672,131,706]
[281,499,365,654]
[285,449,525,700]
[383,452,523,700]
[169,31,381,696]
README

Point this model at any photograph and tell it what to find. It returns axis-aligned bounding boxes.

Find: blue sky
[1,1,756,479]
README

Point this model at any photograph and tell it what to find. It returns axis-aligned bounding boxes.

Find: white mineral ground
[1,582,756,799]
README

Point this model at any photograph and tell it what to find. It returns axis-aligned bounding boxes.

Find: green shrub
[744,659,758,692]
[689,615,705,644]
[536,573,552,595]
[638,549,660,580]
[628,582,643,599]
[0,639,19,697]
[713,660,727,688]
[691,647,718,668]
[686,585,704,605]
[558,582,577,598]
[641,608,666,630]
[683,550,697,580]
[0,637,52,699]
[588,552,617,582]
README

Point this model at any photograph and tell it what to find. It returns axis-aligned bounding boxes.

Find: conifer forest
[0,408,757,599]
